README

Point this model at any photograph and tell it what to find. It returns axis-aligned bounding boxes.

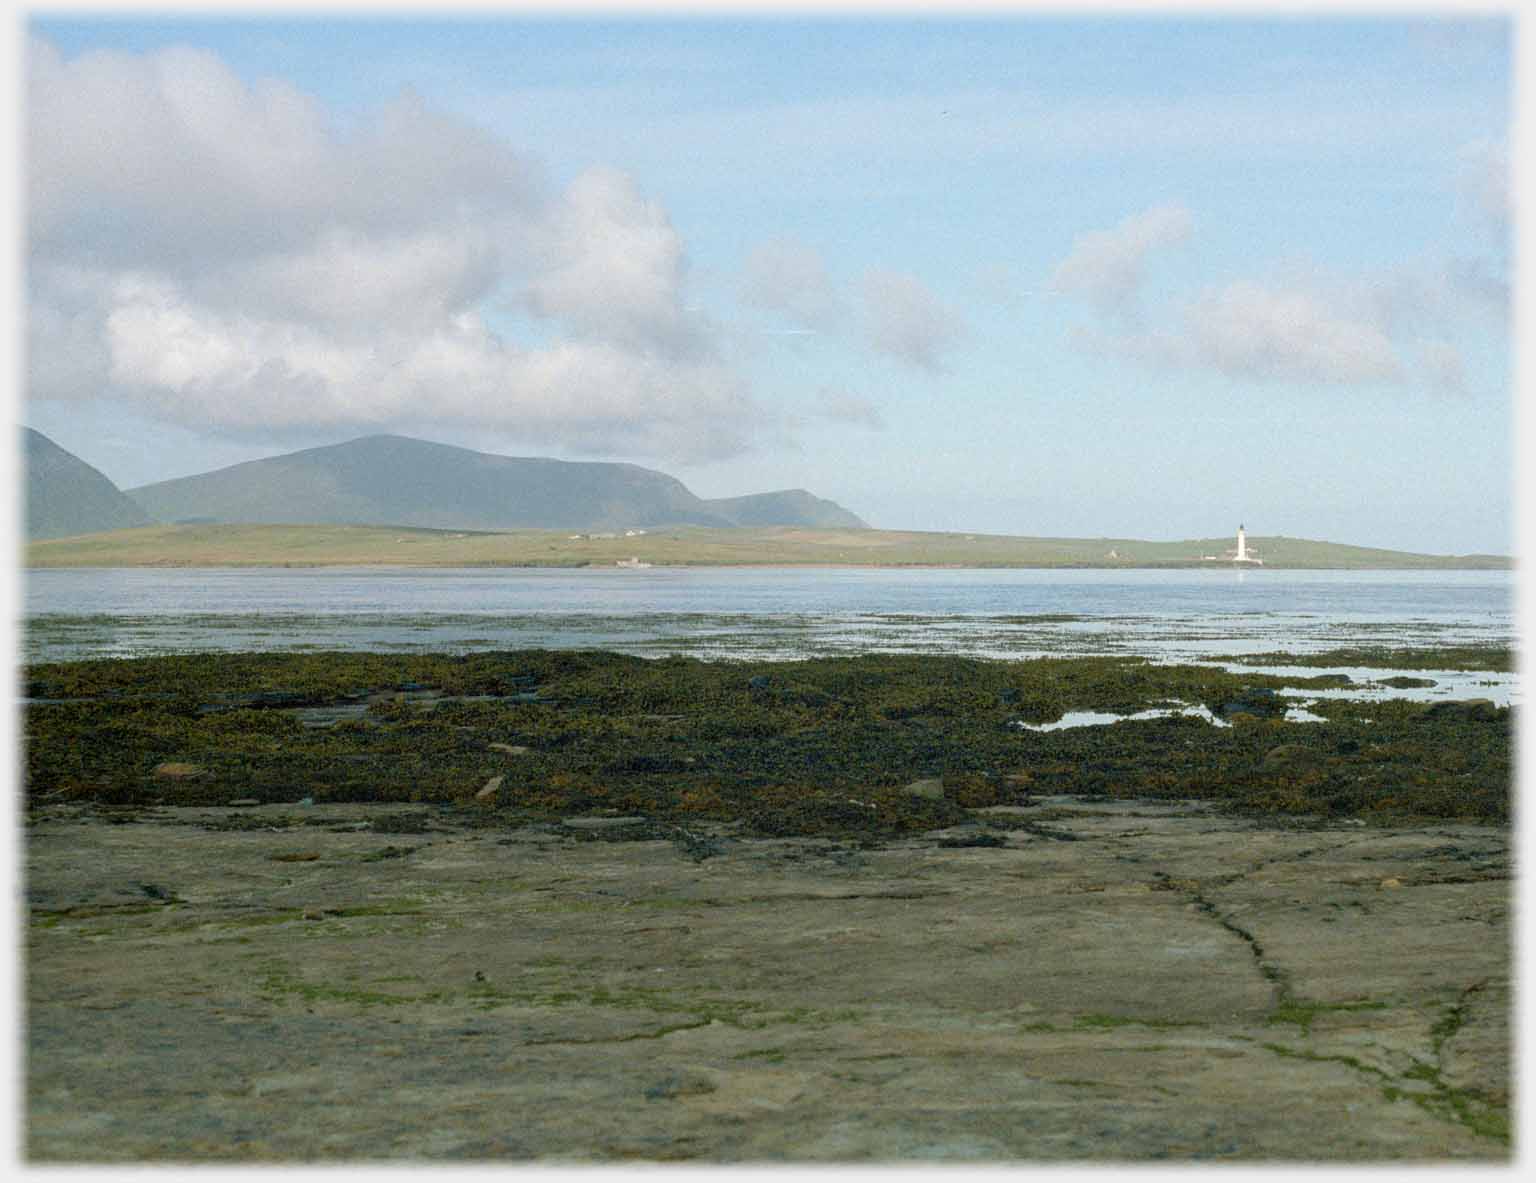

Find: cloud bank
[27,38,763,462]
[1053,203,1502,392]
[1076,280,1402,385]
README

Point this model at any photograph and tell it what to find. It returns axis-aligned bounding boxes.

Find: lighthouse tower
[1204,524,1263,564]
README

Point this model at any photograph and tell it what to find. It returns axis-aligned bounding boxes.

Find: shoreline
[25,560,1515,572]
[25,523,1514,571]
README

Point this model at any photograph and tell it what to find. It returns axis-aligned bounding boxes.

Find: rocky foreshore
[26,797,1509,1162]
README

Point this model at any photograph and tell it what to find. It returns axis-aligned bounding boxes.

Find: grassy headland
[25,522,1513,569]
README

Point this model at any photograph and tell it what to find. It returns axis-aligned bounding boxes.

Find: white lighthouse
[1231,524,1262,565]
[1203,525,1264,564]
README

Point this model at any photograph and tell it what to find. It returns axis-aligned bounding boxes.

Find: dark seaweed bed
[22,650,1512,836]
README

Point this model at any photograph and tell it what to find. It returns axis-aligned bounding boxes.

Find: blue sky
[23,10,1513,553]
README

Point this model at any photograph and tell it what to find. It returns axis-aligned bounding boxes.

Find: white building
[1202,525,1264,565]
[1229,524,1263,564]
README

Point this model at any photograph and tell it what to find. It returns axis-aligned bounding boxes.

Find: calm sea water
[23,566,1516,704]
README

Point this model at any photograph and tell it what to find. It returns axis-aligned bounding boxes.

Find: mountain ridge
[121,434,870,533]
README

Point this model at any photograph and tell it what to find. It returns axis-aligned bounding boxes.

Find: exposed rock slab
[25,798,1509,1162]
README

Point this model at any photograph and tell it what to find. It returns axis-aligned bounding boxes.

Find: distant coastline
[24,523,1514,571]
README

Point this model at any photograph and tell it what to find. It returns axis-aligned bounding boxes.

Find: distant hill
[703,489,867,529]
[124,434,868,533]
[23,428,152,540]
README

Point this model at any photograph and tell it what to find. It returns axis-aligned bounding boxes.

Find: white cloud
[1460,137,1509,232]
[1050,203,1192,313]
[26,263,115,403]
[1079,279,1402,386]
[86,275,761,460]
[813,388,884,430]
[1058,204,1501,393]
[26,37,766,463]
[1343,257,1507,341]
[1444,257,1509,319]
[1185,281,1403,384]
[738,238,845,331]
[521,167,705,357]
[1419,341,1466,394]
[972,262,1021,307]
[227,225,510,331]
[30,41,537,267]
[860,269,964,372]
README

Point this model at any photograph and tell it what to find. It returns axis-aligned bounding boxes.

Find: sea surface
[22,566,1518,706]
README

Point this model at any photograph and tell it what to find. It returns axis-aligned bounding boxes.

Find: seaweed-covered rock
[1422,699,1500,722]
[942,772,1010,808]
[746,676,834,709]
[22,649,1511,825]
[744,798,880,837]
[153,762,207,781]
[1217,687,1285,719]
[1262,743,1321,769]
[603,753,690,774]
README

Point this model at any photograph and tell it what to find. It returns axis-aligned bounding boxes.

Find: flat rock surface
[25,798,1510,1162]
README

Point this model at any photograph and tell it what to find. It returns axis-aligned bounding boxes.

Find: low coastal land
[24,522,1513,569]
[23,649,1512,1161]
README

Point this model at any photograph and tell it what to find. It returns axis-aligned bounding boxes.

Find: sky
[18,4,1516,554]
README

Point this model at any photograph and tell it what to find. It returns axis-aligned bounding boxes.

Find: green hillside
[24,428,151,540]
[24,522,1512,569]
[701,489,867,529]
